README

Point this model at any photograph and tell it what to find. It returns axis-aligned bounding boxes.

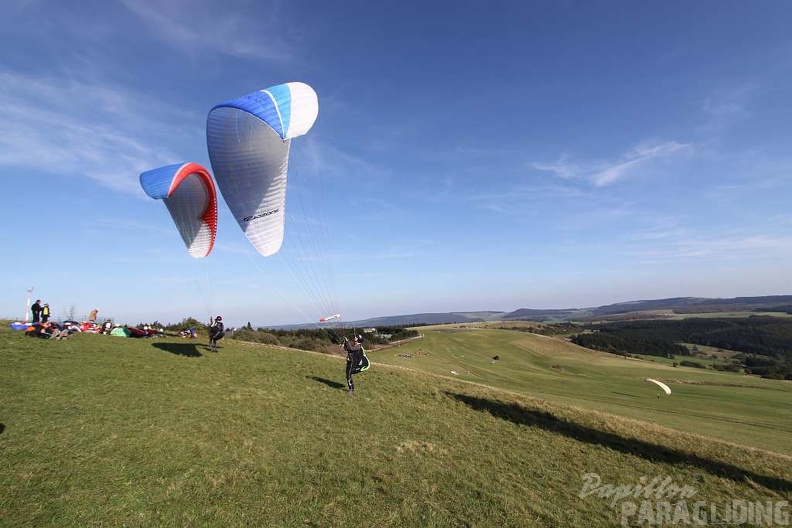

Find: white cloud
[624,232,792,263]
[699,84,755,134]
[592,141,695,187]
[533,140,696,188]
[531,154,582,180]
[0,71,196,193]
[120,0,294,60]
[297,137,393,188]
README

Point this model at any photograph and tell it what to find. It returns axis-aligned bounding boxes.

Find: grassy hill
[376,325,792,454]
[1,324,790,527]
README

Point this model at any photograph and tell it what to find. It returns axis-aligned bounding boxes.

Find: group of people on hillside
[26,321,72,340]
[201,316,370,393]
[30,300,51,323]
[208,316,225,351]
[176,317,225,351]
[31,300,99,325]
[200,316,370,395]
[24,305,371,393]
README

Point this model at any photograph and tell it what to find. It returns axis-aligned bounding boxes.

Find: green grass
[1,325,790,527]
[631,351,738,370]
[682,343,742,360]
[631,353,722,369]
[375,326,792,455]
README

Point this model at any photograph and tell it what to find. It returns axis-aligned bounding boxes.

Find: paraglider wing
[319,313,341,323]
[646,378,672,395]
[139,162,218,258]
[206,82,319,257]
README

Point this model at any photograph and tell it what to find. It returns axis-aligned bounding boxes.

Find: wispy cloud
[297,137,393,188]
[624,232,792,263]
[0,71,197,193]
[533,140,696,187]
[624,219,689,242]
[592,141,695,187]
[121,0,295,60]
[531,154,585,180]
[699,84,755,134]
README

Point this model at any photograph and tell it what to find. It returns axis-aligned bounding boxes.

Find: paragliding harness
[209,319,225,351]
[345,339,370,374]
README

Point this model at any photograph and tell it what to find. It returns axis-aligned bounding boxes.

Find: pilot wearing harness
[344,335,369,395]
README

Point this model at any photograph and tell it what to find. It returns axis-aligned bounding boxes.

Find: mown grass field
[1,324,790,527]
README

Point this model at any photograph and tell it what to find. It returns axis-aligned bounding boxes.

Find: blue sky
[2,0,791,327]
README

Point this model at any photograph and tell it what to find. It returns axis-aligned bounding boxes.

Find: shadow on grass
[308,376,345,389]
[0,424,4,435]
[611,391,641,399]
[152,342,203,357]
[446,392,792,493]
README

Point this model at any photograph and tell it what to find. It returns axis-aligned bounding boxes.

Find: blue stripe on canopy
[140,163,184,199]
[211,84,296,140]
[266,84,292,138]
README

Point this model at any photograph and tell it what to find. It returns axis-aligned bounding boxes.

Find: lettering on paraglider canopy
[243,209,279,222]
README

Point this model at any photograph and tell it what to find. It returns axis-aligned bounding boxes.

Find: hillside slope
[373,326,792,455]
[1,327,789,527]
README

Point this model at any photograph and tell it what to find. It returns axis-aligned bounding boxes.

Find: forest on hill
[570,316,792,379]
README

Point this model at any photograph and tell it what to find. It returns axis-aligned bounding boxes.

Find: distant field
[680,343,741,360]
[666,311,792,319]
[631,344,741,369]
[630,354,727,369]
[1,324,790,527]
[375,325,792,455]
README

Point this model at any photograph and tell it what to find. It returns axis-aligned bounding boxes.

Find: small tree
[61,304,77,321]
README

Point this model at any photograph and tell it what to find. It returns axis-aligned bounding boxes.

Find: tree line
[569,316,792,380]
[159,318,419,354]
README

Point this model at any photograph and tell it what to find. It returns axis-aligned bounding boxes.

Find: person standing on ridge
[41,303,51,323]
[31,300,42,323]
[88,308,99,322]
[208,316,225,352]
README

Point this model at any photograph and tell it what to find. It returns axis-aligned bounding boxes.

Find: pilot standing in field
[209,316,225,352]
[31,300,42,323]
[344,335,367,395]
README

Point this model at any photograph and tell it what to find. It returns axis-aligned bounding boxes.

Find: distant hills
[333,295,792,328]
